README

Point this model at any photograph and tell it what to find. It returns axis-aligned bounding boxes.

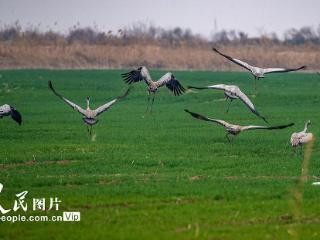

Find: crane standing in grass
[188,84,267,123]
[291,120,314,154]
[49,81,131,135]
[0,104,22,125]
[122,66,185,113]
[212,48,306,92]
[184,109,293,142]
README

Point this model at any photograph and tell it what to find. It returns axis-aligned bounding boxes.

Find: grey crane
[212,47,306,91]
[0,104,22,125]
[188,84,267,123]
[122,66,185,112]
[49,81,131,135]
[184,109,293,142]
[290,120,314,154]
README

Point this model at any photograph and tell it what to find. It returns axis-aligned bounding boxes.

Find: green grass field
[0,69,319,239]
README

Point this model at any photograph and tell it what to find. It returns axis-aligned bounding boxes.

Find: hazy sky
[0,0,319,38]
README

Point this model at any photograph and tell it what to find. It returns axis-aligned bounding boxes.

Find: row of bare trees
[1,22,320,46]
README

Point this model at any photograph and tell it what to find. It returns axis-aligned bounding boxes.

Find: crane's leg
[299,145,303,156]
[86,125,92,137]
[253,77,258,96]
[254,77,257,92]
[87,125,92,136]
[230,134,235,143]
[226,99,232,114]
[293,147,297,156]
[224,96,228,112]
[150,92,156,114]
[226,133,231,143]
[145,92,151,114]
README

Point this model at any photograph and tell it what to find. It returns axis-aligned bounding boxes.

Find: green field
[0,69,319,239]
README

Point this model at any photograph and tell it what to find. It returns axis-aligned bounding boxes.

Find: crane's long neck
[303,121,310,133]
[86,97,90,110]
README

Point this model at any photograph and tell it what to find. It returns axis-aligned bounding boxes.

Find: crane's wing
[188,84,227,91]
[10,107,22,125]
[241,123,294,131]
[156,73,185,96]
[93,86,132,117]
[263,66,306,74]
[121,66,152,85]
[212,48,254,71]
[48,81,86,116]
[236,89,268,123]
[184,109,228,127]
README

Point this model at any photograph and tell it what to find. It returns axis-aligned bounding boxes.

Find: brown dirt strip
[73,197,197,210]
[0,159,80,170]
[175,215,320,233]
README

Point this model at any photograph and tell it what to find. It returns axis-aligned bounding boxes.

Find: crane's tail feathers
[83,118,98,125]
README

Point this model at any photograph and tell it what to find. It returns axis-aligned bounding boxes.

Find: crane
[291,120,314,154]
[212,47,306,92]
[49,81,131,135]
[185,109,293,142]
[122,66,185,112]
[188,84,267,122]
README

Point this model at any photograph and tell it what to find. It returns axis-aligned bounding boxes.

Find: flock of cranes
[0,47,314,153]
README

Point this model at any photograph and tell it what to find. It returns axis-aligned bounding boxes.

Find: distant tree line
[1,21,320,46]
